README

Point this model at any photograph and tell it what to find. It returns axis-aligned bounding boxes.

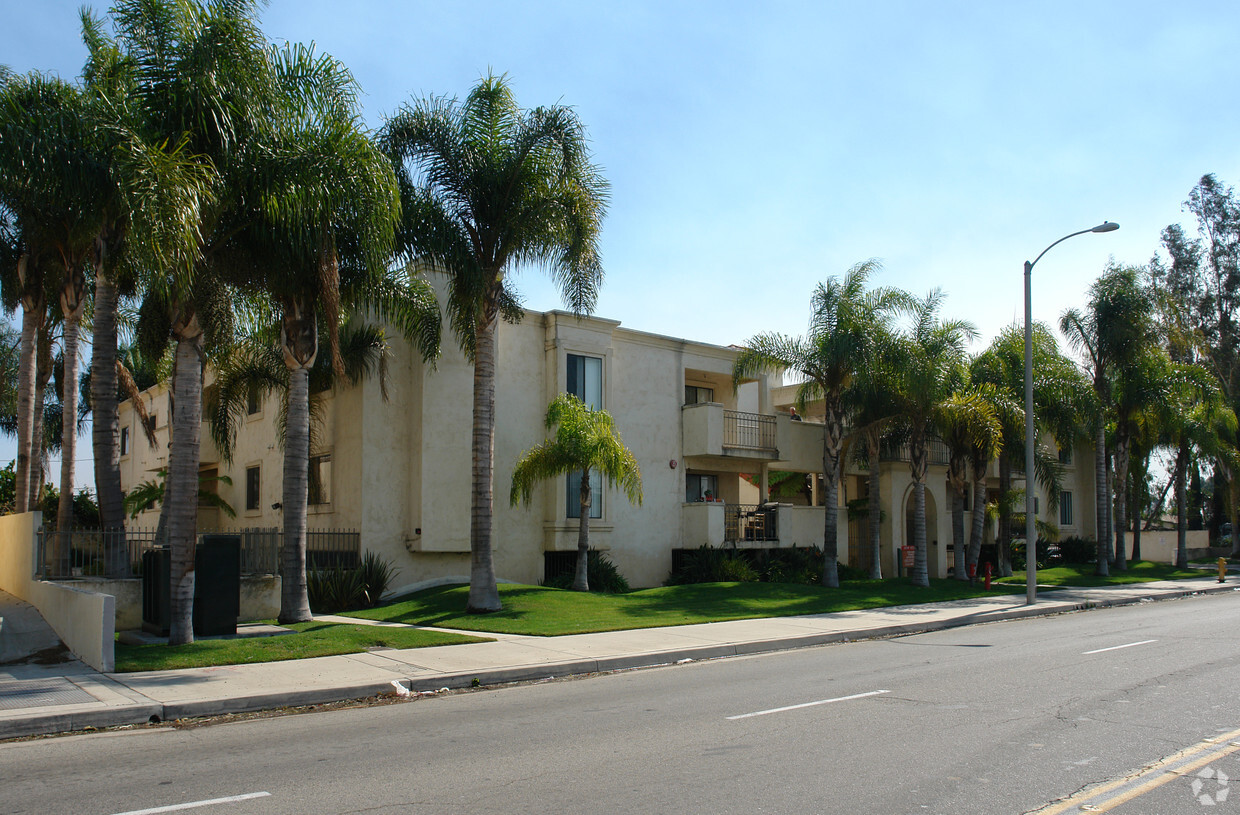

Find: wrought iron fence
[724,503,779,543]
[879,432,951,466]
[34,526,361,580]
[723,410,777,450]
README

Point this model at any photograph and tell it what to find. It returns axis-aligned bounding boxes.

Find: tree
[888,290,976,586]
[1061,265,1155,575]
[936,379,1002,580]
[380,74,609,613]
[510,394,642,591]
[734,261,908,587]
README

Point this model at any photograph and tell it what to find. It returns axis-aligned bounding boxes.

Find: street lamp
[1023,221,1118,605]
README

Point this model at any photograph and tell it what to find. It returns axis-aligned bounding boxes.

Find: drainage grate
[0,678,97,710]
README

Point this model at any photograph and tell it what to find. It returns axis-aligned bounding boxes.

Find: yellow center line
[1085,740,1240,812]
[1029,725,1240,815]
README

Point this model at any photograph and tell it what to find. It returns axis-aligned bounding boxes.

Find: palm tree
[888,290,976,587]
[510,394,641,591]
[380,73,609,613]
[936,380,1002,580]
[734,261,908,587]
[1061,265,1156,575]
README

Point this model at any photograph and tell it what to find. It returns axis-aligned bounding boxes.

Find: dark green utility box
[141,534,241,637]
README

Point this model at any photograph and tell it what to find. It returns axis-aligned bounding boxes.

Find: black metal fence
[724,410,777,450]
[724,504,779,543]
[879,432,951,466]
[34,526,361,580]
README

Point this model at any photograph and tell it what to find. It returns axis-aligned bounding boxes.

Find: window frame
[1059,490,1074,527]
[245,465,261,513]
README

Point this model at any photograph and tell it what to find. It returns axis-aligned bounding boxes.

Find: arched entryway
[904,485,940,579]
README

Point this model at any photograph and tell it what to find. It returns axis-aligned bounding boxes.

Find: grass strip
[342,579,1027,636]
[113,622,489,673]
[997,560,1208,587]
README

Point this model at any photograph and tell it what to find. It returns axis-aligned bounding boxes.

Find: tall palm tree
[888,290,976,587]
[734,261,909,587]
[936,379,1002,580]
[1061,265,1156,575]
[380,74,609,613]
[510,394,642,592]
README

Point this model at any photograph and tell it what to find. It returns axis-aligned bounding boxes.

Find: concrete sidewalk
[2,577,1235,740]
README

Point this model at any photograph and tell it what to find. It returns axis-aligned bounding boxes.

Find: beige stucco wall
[0,512,115,672]
[1122,530,1211,564]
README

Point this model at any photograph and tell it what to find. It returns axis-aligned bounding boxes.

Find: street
[3,591,1239,814]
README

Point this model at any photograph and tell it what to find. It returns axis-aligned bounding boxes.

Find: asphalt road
[3,591,1240,814]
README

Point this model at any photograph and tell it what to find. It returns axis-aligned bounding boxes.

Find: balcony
[879,433,950,467]
[682,502,840,549]
[682,403,779,461]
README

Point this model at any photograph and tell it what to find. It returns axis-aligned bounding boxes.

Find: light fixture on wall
[271,502,282,511]
[669,459,677,469]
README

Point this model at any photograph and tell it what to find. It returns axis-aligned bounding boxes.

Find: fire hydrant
[1219,557,1228,583]
[984,562,993,590]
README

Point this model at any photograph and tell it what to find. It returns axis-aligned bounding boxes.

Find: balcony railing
[879,433,951,467]
[34,526,361,580]
[724,504,779,543]
[724,410,776,450]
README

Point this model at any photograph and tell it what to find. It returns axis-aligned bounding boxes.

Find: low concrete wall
[0,513,115,672]
[1122,530,1211,564]
[83,575,282,631]
[681,502,725,547]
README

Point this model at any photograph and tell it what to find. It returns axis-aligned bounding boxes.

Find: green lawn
[113,622,490,673]
[341,580,1026,636]
[997,560,1209,587]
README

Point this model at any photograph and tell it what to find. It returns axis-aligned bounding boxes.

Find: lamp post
[1023,221,1118,605]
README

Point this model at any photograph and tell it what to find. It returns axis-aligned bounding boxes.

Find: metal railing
[879,432,951,466]
[724,503,779,543]
[34,526,361,580]
[724,410,777,450]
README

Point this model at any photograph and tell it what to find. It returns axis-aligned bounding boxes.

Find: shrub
[359,552,396,607]
[666,545,760,585]
[308,564,366,614]
[761,545,823,584]
[835,563,869,582]
[543,549,631,593]
[1010,538,1053,571]
[1055,536,1097,564]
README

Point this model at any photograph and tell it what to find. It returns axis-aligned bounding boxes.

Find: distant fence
[34,526,361,580]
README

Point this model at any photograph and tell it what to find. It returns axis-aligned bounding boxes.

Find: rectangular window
[566,469,603,519]
[246,466,261,512]
[247,382,262,415]
[1058,445,1073,465]
[566,353,602,410]
[686,473,719,503]
[684,385,715,405]
[120,426,130,457]
[308,453,332,506]
[1060,491,1073,526]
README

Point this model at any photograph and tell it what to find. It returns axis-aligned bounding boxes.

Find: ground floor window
[1059,490,1073,526]
[567,469,603,519]
[246,465,261,512]
[309,453,332,506]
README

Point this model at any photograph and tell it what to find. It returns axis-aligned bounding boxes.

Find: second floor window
[567,353,602,409]
[685,385,714,405]
[1058,445,1073,465]
[120,426,130,457]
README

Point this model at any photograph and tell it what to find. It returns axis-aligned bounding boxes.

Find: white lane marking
[110,791,272,815]
[727,689,890,720]
[1082,639,1157,655]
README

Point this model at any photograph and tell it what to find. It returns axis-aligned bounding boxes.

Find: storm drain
[0,678,97,710]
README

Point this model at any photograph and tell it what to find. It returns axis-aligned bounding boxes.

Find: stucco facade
[117,277,1102,591]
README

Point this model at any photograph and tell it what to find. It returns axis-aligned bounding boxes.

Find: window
[1060,491,1073,526]
[1058,445,1073,465]
[120,426,130,457]
[686,473,718,503]
[566,469,603,519]
[309,453,332,506]
[245,466,261,512]
[684,385,714,405]
[246,382,262,415]
[566,354,602,410]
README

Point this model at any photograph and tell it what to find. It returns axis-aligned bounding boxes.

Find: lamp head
[1091,221,1119,233]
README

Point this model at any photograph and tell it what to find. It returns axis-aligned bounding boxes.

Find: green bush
[1055,536,1097,564]
[359,552,396,607]
[667,545,760,585]
[543,549,631,593]
[761,545,823,584]
[1010,538,1052,571]
[308,564,366,614]
[835,563,869,582]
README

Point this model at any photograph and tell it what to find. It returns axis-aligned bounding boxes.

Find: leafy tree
[510,394,642,591]
[381,73,609,612]
[734,261,908,587]
[936,379,1003,580]
[123,468,235,521]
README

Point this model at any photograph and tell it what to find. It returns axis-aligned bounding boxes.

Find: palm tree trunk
[1130,463,1143,561]
[1175,441,1189,569]
[28,326,52,512]
[967,470,986,574]
[867,436,882,580]
[1093,421,1110,576]
[1113,435,1129,571]
[280,364,313,622]
[166,327,204,646]
[1230,478,1240,559]
[14,283,41,514]
[55,316,81,562]
[91,254,128,575]
[951,476,966,580]
[821,409,844,588]
[573,468,590,592]
[910,429,929,587]
[998,454,1012,577]
[467,311,502,613]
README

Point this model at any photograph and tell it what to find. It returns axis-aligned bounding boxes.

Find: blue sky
[4,1,1240,488]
